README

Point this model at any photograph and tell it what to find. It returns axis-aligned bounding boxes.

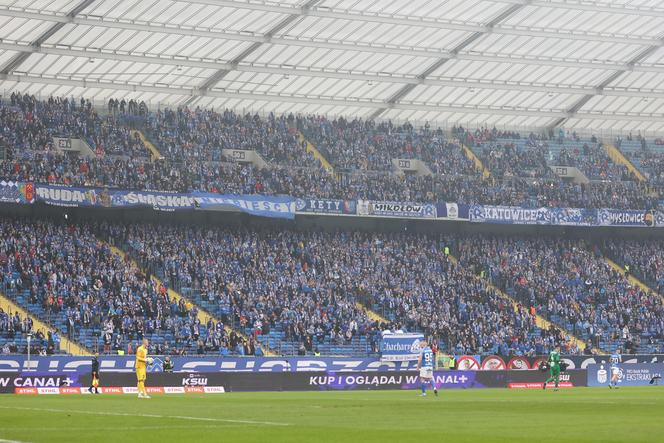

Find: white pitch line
[1,425,245,432]
[0,439,32,443]
[0,406,289,427]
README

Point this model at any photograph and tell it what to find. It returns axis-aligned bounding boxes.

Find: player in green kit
[543,345,561,390]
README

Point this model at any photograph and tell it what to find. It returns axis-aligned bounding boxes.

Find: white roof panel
[1,0,664,134]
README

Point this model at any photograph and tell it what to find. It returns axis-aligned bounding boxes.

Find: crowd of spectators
[3,92,664,359]
[524,179,657,210]
[108,98,148,118]
[0,153,308,195]
[458,125,649,206]
[105,223,380,352]
[0,217,254,355]
[298,116,478,175]
[482,143,638,190]
[2,92,149,158]
[639,154,664,185]
[98,222,577,356]
[452,125,531,146]
[458,236,664,352]
[619,135,664,193]
[2,214,662,355]
[2,92,663,210]
[0,308,57,354]
[361,238,566,356]
[612,133,664,206]
[556,142,632,182]
[146,108,319,167]
[2,152,656,209]
[434,175,656,209]
[476,140,552,179]
[604,239,664,294]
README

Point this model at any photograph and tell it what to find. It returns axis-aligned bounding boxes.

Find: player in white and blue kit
[609,348,622,389]
[417,340,438,397]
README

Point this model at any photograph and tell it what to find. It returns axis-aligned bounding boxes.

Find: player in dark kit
[89,352,100,394]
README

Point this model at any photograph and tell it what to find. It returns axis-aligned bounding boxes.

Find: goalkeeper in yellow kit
[136,337,153,399]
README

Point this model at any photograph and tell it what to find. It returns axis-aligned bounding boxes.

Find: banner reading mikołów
[357,200,437,218]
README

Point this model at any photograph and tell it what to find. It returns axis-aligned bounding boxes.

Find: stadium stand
[604,239,664,296]
[9,214,661,356]
[0,218,255,356]
[0,290,90,355]
[297,116,477,175]
[5,2,664,441]
[1,92,664,357]
[145,108,317,166]
[0,307,49,355]
[3,93,663,210]
[95,222,595,356]
[3,92,149,158]
[458,236,664,353]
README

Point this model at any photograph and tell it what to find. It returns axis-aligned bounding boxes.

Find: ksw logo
[182,376,208,386]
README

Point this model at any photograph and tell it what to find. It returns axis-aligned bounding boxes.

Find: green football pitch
[0,388,662,443]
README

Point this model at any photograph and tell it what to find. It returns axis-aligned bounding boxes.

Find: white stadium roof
[2,0,664,133]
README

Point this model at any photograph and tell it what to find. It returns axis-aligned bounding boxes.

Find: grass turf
[0,387,662,443]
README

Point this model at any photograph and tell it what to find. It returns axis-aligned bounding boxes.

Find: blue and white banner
[357,200,437,219]
[435,202,470,220]
[2,180,664,225]
[380,333,425,362]
[191,192,296,219]
[596,209,657,227]
[587,363,663,387]
[0,180,33,204]
[470,206,549,224]
[548,208,598,226]
[29,183,296,219]
[469,206,593,225]
[34,185,192,210]
[295,198,357,215]
[470,205,658,227]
